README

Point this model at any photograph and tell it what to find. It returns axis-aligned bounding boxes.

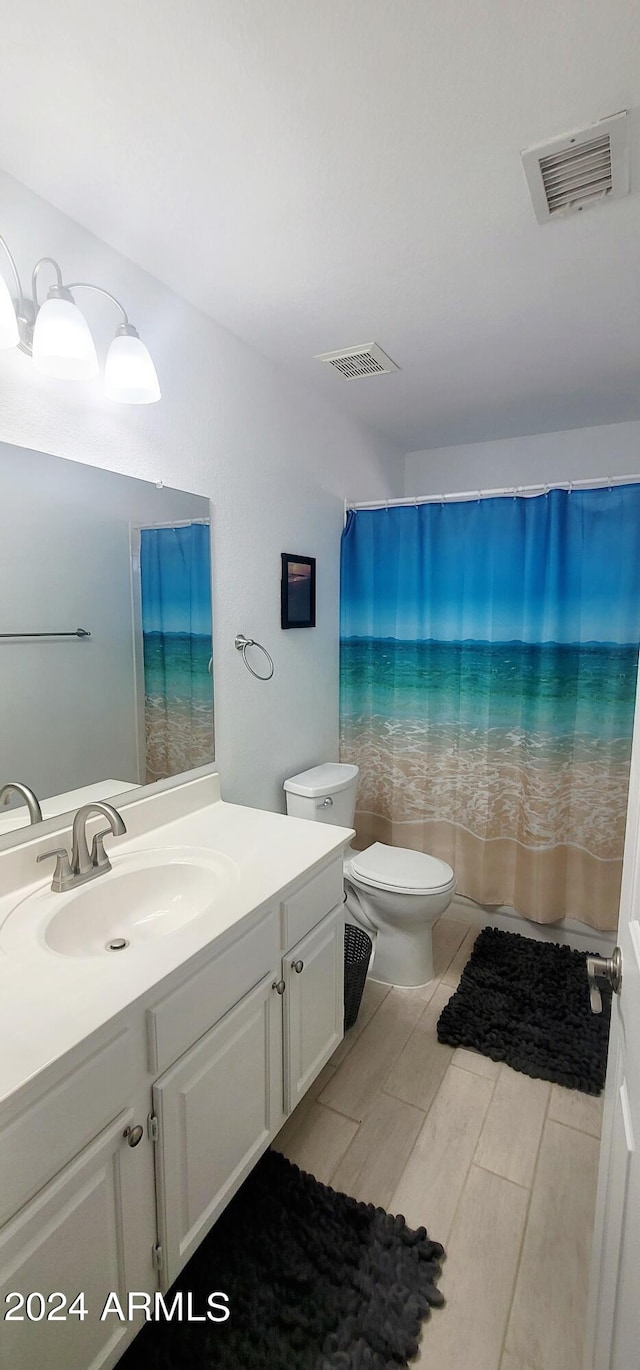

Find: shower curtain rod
[346,472,640,518]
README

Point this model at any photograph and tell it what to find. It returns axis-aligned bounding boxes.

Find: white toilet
[283,762,456,988]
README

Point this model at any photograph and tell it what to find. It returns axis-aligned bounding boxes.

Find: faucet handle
[37,847,73,893]
[90,829,115,873]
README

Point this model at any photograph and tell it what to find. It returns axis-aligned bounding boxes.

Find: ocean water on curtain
[339,489,640,929]
[340,637,637,858]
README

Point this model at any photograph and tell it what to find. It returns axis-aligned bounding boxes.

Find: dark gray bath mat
[437,926,611,1094]
[119,1148,445,1369]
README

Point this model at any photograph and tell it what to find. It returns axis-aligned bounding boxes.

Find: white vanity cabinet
[0,1110,153,1370]
[0,1027,154,1370]
[152,971,284,1285]
[0,850,346,1369]
[151,883,345,1288]
[283,907,344,1112]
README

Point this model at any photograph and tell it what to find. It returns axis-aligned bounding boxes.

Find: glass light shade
[32,296,99,379]
[104,332,161,404]
[0,273,19,349]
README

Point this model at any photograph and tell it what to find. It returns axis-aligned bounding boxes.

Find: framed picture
[281,553,316,629]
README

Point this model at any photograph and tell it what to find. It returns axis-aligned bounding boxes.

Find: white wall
[404,420,640,496]
[0,170,401,812]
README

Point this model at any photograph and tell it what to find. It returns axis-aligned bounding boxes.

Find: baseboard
[444,894,615,955]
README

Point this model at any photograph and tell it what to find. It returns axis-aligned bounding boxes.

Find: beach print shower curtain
[340,487,640,931]
[140,523,214,783]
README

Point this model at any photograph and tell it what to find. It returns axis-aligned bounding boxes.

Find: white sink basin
[0,847,239,959]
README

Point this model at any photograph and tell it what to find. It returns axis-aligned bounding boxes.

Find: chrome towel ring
[235,633,274,681]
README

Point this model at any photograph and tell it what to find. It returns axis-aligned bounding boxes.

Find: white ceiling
[1,0,640,452]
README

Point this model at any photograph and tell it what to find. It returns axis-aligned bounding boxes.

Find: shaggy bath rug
[437,926,611,1094]
[120,1148,445,1369]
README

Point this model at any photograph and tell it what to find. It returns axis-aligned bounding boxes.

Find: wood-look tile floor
[274,918,603,1370]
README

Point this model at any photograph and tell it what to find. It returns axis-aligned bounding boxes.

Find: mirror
[0,442,214,833]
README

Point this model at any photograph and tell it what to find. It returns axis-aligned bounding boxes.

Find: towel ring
[235,633,274,681]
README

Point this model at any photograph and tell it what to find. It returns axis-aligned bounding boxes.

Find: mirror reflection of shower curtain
[140,523,214,783]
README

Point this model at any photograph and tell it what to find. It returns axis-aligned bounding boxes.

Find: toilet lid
[283,762,358,797]
[349,842,455,895]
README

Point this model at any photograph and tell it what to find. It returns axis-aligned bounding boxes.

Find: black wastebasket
[343,923,373,1031]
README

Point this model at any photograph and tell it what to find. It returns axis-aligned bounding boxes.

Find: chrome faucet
[0,782,43,825]
[37,802,127,893]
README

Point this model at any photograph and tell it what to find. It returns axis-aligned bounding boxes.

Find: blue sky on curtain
[140,522,213,783]
[340,487,640,931]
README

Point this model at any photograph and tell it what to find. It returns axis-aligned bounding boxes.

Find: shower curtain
[140,523,214,783]
[340,487,640,931]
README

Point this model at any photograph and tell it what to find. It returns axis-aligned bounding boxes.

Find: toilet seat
[347,842,455,896]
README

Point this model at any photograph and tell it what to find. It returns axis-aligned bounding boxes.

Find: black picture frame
[281,553,316,629]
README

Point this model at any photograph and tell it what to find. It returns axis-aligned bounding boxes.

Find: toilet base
[369,920,436,988]
[345,886,438,988]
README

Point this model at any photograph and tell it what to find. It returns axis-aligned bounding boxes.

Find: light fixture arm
[65,282,130,327]
[31,257,65,309]
[31,267,131,329]
[0,235,25,311]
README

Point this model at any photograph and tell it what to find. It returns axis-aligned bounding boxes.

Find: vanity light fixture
[0,268,19,349]
[0,235,161,403]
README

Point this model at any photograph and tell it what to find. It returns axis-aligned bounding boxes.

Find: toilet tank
[284,763,359,826]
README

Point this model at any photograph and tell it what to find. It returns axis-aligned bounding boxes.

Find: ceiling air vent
[521,111,629,223]
[315,342,399,379]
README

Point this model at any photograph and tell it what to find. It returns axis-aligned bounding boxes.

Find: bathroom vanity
[0,773,352,1370]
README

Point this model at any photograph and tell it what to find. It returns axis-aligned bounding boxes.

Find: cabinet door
[153,971,283,1287]
[284,907,344,1113]
[0,1109,152,1370]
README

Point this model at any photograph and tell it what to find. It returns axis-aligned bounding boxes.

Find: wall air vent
[521,111,629,223]
[315,342,399,379]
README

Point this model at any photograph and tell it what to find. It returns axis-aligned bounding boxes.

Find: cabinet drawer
[147,906,279,1074]
[0,1030,132,1226]
[282,859,344,950]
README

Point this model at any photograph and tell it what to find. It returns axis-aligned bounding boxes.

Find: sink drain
[107,938,130,951]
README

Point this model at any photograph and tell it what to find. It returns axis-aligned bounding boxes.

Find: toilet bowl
[283,763,456,988]
[343,842,455,987]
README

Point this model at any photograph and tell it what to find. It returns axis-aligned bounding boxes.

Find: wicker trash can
[343,924,373,1031]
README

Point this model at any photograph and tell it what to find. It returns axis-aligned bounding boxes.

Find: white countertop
[0,773,352,1107]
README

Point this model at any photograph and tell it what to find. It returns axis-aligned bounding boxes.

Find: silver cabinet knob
[586,947,622,1014]
[272,979,286,995]
[292,959,304,974]
[123,1124,144,1147]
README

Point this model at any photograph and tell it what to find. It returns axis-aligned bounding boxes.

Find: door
[584,688,640,1367]
[284,907,344,1113]
[0,1109,151,1370]
[152,972,283,1287]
